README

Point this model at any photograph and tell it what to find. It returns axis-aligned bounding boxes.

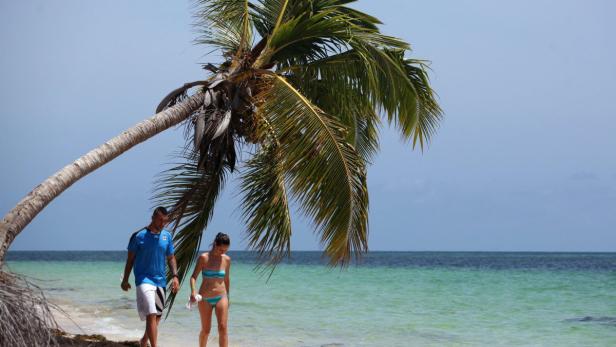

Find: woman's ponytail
[210,232,230,251]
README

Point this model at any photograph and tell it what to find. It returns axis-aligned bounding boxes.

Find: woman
[190,232,231,347]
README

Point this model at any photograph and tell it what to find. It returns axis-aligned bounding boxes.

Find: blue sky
[1,0,615,251]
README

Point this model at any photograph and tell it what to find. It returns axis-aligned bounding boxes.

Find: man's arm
[121,251,135,291]
[167,255,180,294]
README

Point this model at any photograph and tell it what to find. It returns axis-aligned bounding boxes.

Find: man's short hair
[152,206,169,218]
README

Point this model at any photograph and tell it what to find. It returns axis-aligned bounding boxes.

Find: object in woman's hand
[186,294,202,310]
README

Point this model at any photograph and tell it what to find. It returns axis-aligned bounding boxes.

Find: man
[121,206,180,347]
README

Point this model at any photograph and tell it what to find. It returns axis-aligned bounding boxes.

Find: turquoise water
[5,252,616,347]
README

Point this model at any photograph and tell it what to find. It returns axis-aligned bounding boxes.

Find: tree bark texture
[0,92,204,266]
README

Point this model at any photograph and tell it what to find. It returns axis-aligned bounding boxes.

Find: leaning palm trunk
[0,92,204,266]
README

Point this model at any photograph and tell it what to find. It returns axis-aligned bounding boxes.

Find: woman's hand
[190,292,198,303]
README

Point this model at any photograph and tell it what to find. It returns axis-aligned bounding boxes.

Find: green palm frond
[252,0,382,37]
[306,79,381,162]
[257,73,369,265]
[239,143,292,265]
[250,0,298,38]
[357,46,442,146]
[152,151,230,316]
[284,45,442,149]
[251,0,292,67]
[260,2,407,67]
[248,0,442,147]
[266,10,349,65]
[284,70,379,162]
[401,57,442,148]
[194,0,254,55]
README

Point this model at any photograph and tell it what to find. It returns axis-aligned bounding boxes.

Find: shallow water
[6,251,616,346]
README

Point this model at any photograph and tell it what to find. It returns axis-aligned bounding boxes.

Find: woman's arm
[224,256,231,299]
[189,254,204,300]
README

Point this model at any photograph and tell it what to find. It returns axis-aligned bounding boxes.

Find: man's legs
[146,314,160,347]
[136,284,164,347]
[140,315,161,347]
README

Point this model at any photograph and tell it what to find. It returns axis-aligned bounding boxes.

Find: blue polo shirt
[127,228,175,287]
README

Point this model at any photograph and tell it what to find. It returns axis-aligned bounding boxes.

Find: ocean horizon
[5,251,616,346]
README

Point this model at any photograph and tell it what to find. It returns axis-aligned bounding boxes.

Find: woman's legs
[214,295,229,347]
[198,300,214,347]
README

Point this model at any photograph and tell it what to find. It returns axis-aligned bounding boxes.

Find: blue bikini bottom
[203,294,226,307]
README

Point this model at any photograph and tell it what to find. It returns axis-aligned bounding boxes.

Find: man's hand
[121,279,131,291]
[122,251,135,292]
[171,277,180,294]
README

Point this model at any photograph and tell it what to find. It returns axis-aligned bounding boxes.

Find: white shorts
[136,283,165,321]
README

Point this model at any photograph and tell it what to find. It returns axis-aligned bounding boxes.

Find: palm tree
[0,0,441,320]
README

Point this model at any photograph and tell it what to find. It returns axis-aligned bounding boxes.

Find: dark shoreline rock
[53,329,140,347]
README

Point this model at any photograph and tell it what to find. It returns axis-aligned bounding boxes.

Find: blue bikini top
[202,269,226,279]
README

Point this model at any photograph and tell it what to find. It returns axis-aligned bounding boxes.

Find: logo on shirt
[162,235,168,241]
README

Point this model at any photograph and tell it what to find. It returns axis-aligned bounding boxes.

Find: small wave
[46,287,76,292]
[94,317,141,337]
[95,297,135,310]
[564,316,616,326]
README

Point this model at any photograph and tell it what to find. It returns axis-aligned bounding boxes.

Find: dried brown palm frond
[0,271,59,347]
